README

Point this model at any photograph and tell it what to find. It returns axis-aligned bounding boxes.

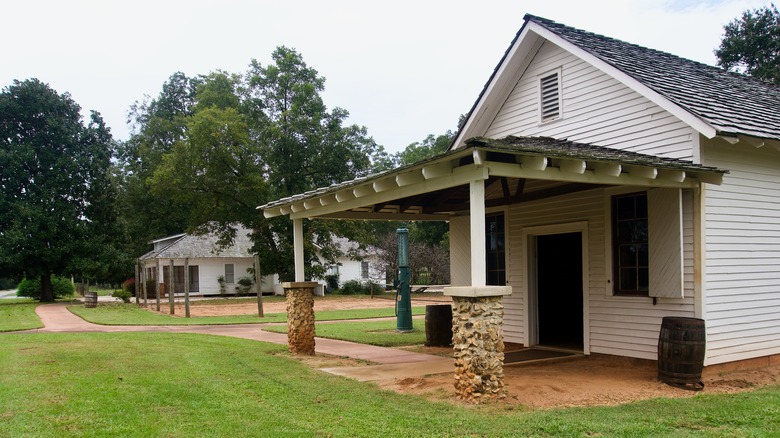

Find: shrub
[324,274,339,292]
[339,280,383,295]
[235,276,254,295]
[217,275,227,295]
[111,289,132,303]
[121,278,136,295]
[16,276,75,299]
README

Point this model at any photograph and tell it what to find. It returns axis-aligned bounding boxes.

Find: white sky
[0,0,769,153]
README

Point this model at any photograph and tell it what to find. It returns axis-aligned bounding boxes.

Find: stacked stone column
[283,282,318,355]
[445,286,511,403]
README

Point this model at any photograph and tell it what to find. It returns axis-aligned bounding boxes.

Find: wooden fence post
[169,259,175,315]
[184,257,191,318]
[255,254,264,317]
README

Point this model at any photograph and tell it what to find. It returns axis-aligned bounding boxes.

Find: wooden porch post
[469,179,487,287]
[293,218,305,282]
[444,177,511,403]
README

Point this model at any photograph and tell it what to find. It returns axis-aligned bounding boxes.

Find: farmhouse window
[612,192,649,296]
[539,69,562,123]
[361,261,369,279]
[225,264,235,283]
[173,266,185,294]
[486,213,506,286]
[189,266,199,292]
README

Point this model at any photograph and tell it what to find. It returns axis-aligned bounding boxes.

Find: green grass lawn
[0,333,777,437]
[0,299,42,331]
[68,303,425,326]
[264,318,427,346]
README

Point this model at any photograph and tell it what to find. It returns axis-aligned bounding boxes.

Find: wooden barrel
[658,316,706,391]
[425,304,453,347]
[84,291,98,308]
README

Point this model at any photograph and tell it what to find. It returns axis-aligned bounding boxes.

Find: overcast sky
[0,0,768,153]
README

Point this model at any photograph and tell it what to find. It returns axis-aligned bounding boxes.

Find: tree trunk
[40,273,54,302]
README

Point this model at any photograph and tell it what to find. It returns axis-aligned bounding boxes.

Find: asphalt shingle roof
[139,226,254,260]
[526,14,780,140]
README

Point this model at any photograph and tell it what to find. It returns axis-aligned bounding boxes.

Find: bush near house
[235,276,254,295]
[338,280,383,295]
[16,276,75,299]
[111,289,132,303]
[121,278,136,295]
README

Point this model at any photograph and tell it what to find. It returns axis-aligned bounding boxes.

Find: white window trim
[537,67,563,124]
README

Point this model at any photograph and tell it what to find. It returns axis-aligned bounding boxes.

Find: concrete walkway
[17,303,453,380]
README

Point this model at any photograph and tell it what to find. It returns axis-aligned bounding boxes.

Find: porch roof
[259,136,726,221]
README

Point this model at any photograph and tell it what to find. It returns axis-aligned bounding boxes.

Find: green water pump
[395,227,413,332]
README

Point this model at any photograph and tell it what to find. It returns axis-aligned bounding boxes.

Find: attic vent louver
[539,70,561,123]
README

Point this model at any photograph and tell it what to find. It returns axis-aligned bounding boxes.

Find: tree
[135,49,389,282]
[116,72,201,258]
[716,4,780,84]
[246,47,390,280]
[0,79,116,301]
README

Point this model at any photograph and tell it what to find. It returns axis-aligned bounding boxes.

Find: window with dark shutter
[539,71,561,123]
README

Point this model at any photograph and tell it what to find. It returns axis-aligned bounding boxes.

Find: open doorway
[534,232,584,351]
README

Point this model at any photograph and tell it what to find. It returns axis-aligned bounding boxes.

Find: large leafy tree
[0,79,116,301]
[117,72,201,257]
[246,47,389,280]
[134,48,389,281]
[716,4,780,84]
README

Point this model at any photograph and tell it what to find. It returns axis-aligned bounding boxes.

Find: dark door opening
[536,232,584,350]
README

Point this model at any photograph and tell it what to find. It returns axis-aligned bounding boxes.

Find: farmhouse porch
[259,135,725,400]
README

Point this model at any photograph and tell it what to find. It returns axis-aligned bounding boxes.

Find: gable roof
[139,226,254,260]
[453,14,780,149]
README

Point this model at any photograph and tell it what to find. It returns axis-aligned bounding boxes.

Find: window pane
[189,266,199,292]
[618,221,633,243]
[638,268,649,290]
[485,214,506,286]
[635,194,648,218]
[635,220,648,241]
[620,268,637,290]
[619,245,636,267]
[638,244,649,266]
[616,196,635,219]
[225,264,235,283]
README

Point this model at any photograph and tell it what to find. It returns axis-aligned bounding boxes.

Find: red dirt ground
[149,294,780,408]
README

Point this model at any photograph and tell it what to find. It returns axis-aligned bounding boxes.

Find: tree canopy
[120,47,391,281]
[0,79,117,300]
[716,4,780,84]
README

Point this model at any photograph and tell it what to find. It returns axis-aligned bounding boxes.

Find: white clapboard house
[140,228,383,296]
[139,226,262,296]
[260,15,780,368]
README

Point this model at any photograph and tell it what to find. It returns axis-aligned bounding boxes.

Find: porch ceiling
[259,136,727,221]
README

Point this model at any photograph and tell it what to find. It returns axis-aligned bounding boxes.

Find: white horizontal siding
[485,41,696,160]
[142,257,255,295]
[702,139,780,364]
[504,188,695,359]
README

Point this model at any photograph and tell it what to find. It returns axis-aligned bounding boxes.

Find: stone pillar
[283,281,318,355]
[445,286,511,403]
